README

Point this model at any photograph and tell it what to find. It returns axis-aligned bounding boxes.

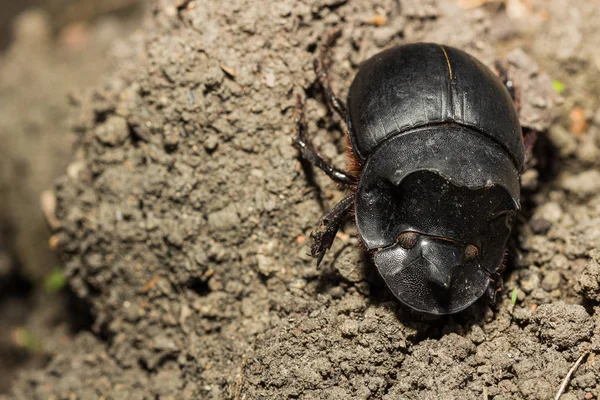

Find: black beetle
[293,36,533,315]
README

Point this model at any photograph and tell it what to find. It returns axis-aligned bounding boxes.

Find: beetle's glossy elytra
[293,41,526,315]
[347,44,524,169]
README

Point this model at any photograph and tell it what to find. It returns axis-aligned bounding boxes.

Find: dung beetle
[293,34,533,315]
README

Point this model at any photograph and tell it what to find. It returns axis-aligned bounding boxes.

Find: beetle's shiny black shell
[346,43,526,314]
[347,43,524,172]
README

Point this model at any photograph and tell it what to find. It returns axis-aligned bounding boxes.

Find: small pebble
[541,270,561,291]
[95,115,129,145]
[530,217,551,235]
[204,134,219,152]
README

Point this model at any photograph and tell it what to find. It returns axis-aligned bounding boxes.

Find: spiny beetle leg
[494,60,520,110]
[494,60,538,168]
[487,249,509,304]
[292,94,356,186]
[314,28,348,124]
[310,194,354,267]
[523,129,538,168]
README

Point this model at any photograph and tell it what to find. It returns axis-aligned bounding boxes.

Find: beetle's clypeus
[293,35,531,315]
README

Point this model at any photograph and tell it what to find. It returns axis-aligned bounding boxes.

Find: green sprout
[44,267,67,294]
[13,328,42,353]
[510,287,518,305]
[552,79,565,94]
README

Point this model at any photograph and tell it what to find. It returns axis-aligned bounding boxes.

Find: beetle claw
[310,218,338,268]
[308,194,354,267]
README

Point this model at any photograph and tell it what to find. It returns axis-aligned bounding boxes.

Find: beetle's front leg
[310,194,354,267]
[292,94,357,186]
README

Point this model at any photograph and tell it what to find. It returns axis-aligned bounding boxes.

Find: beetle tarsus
[310,194,354,267]
[292,94,356,186]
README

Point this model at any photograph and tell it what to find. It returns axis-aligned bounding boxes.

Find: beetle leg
[315,29,348,124]
[523,130,538,167]
[292,94,357,186]
[494,60,520,110]
[310,194,354,267]
[495,61,539,167]
[487,248,509,304]
[486,273,503,304]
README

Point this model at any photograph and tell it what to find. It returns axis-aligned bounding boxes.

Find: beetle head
[374,233,491,314]
[355,126,521,314]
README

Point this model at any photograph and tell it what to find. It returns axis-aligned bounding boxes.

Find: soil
[3,0,600,399]
[0,2,142,394]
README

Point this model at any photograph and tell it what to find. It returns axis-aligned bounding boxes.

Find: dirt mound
[6,0,600,399]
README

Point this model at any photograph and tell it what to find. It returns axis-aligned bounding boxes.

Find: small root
[554,351,589,400]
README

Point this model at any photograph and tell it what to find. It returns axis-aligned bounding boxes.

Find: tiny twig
[234,355,248,400]
[554,352,589,400]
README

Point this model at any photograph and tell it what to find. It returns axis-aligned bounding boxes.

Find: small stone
[521,168,539,191]
[530,218,551,235]
[256,240,279,276]
[575,250,600,302]
[577,137,600,164]
[288,279,307,290]
[541,270,561,291]
[256,254,278,276]
[263,69,276,88]
[207,204,240,231]
[95,115,129,145]
[520,270,540,294]
[340,319,359,337]
[469,325,486,344]
[552,254,569,270]
[66,160,86,180]
[562,170,600,198]
[532,202,563,224]
[372,26,400,47]
[531,288,552,304]
[203,134,219,152]
[192,245,208,266]
[329,286,345,299]
[334,247,367,283]
[164,129,180,150]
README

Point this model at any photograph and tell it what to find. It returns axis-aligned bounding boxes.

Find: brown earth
[0,1,142,394]
[3,0,600,399]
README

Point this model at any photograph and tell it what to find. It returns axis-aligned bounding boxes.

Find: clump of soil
[6,0,600,399]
